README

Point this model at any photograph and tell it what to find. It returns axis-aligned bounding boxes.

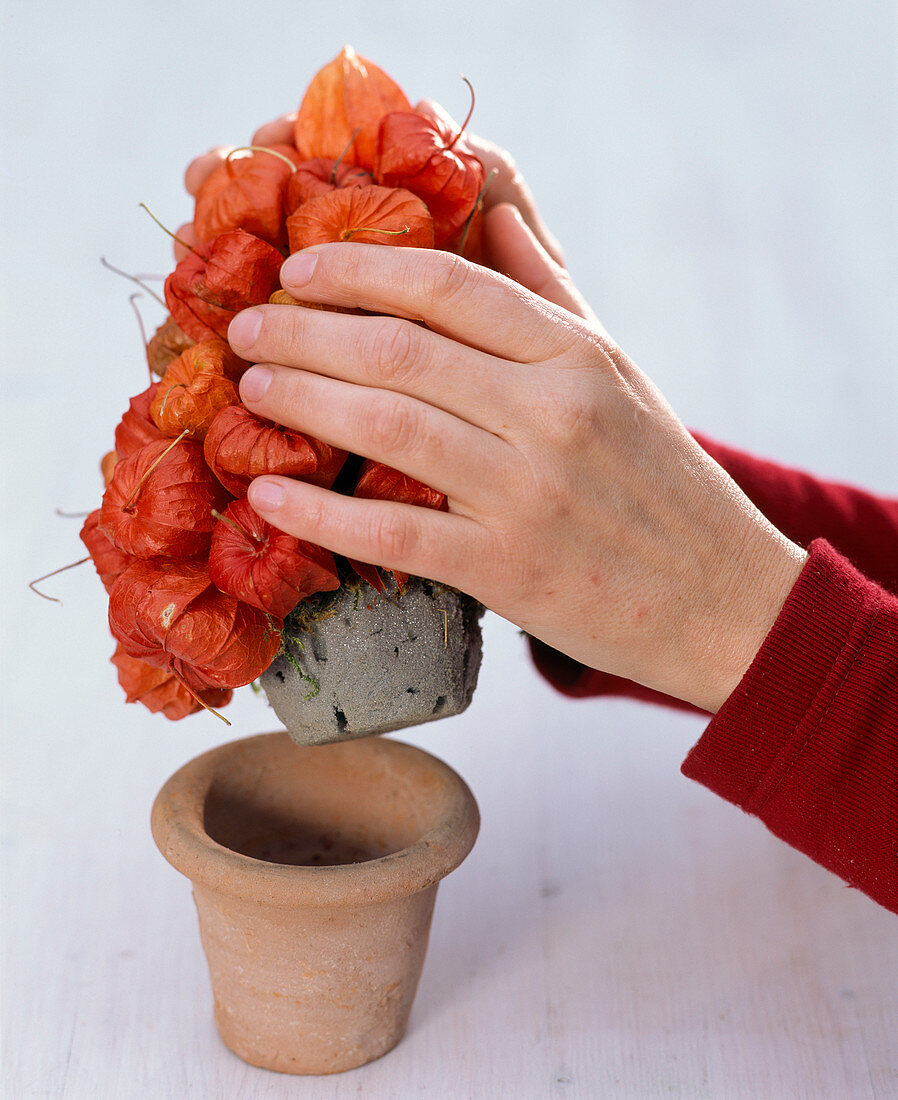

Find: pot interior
[201,736,447,869]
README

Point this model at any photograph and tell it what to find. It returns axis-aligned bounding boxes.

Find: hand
[226,232,808,713]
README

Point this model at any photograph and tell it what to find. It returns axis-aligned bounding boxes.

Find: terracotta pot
[151,732,479,1075]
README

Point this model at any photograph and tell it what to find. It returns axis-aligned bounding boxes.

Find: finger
[173,222,200,263]
[415,100,565,266]
[227,304,525,432]
[484,204,607,335]
[184,146,234,197]
[278,244,581,363]
[247,476,484,592]
[252,113,298,147]
[239,363,507,507]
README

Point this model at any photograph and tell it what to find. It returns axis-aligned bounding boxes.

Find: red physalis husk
[100,450,117,486]
[80,509,133,592]
[184,229,285,313]
[164,251,237,342]
[100,437,230,559]
[147,316,194,377]
[208,498,340,617]
[193,144,301,249]
[294,46,411,172]
[286,186,434,252]
[285,157,373,213]
[108,558,282,689]
[374,111,485,247]
[108,558,209,664]
[111,644,232,720]
[348,459,447,591]
[114,382,167,458]
[150,340,241,440]
[354,459,447,509]
[204,405,347,497]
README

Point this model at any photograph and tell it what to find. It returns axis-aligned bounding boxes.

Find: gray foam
[261,578,484,745]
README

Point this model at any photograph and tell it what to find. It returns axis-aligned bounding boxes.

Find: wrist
[690,527,808,713]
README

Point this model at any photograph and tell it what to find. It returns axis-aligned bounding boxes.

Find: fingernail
[249,478,285,512]
[228,309,263,349]
[240,366,273,403]
[282,251,318,288]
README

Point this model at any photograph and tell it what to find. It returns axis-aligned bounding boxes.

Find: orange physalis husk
[100,437,230,559]
[111,644,232,720]
[286,185,434,251]
[294,46,411,172]
[164,251,237,342]
[108,558,282,689]
[100,450,117,486]
[80,509,133,593]
[204,405,347,498]
[285,157,374,213]
[268,289,365,315]
[114,382,167,459]
[147,316,194,377]
[348,459,447,591]
[187,229,285,314]
[193,144,301,250]
[208,498,340,617]
[375,110,485,247]
[150,340,241,440]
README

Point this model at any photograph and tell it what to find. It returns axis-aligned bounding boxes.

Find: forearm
[682,538,898,914]
[692,432,898,593]
[532,433,898,704]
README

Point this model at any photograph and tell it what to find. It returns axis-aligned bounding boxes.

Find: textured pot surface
[151,732,479,1074]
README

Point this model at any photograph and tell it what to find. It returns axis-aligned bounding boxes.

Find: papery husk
[193,144,301,250]
[111,644,232,720]
[100,438,230,559]
[294,46,411,171]
[203,405,347,498]
[286,185,434,251]
[150,341,241,440]
[208,498,340,617]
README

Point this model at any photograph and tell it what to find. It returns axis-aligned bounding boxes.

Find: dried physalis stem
[127,293,154,383]
[330,128,362,183]
[445,76,476,152]
[55,508,91,518]
[138,203,204,258]
[121,428,190,513]
[168,663,232,726]
[341,225,409,241]
[457,166,498,255]
[225,145,299,174]
[211,507,262,544]
[100,257,167,309]
[29,557,90,603]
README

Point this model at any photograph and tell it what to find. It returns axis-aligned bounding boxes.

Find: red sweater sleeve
[682,538,898,913]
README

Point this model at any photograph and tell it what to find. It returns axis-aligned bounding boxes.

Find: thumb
[483,204,606,333]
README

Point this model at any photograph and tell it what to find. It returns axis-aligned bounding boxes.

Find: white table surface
[3,1,896,1096]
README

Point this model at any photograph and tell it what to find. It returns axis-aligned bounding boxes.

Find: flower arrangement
[78,48,488,723]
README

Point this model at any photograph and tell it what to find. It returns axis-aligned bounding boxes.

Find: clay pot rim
[151,732,480,909]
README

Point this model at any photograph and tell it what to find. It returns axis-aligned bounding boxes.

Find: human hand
[226,239,807,713]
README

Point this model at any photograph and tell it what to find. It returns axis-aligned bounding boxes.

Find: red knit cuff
[680,538,880,807]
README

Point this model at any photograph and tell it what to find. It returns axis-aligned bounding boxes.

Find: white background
[2,1,896,1097]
